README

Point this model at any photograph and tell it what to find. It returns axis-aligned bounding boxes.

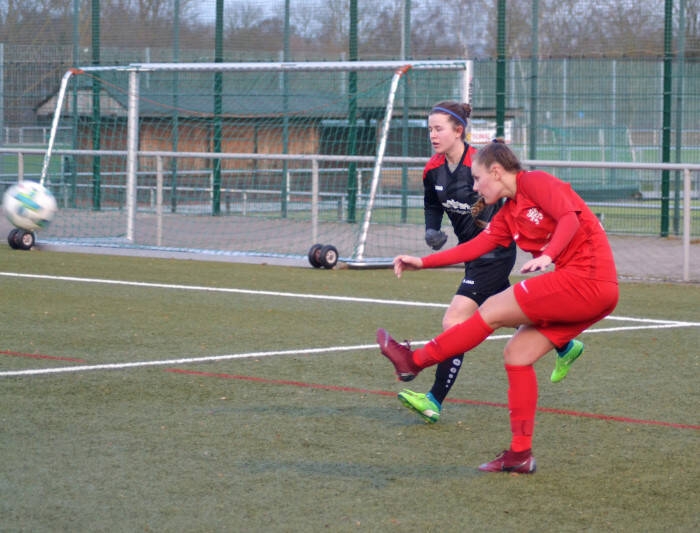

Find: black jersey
[423,143,515,263]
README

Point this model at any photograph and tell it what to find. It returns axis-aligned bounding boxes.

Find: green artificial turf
[1,247,698,532]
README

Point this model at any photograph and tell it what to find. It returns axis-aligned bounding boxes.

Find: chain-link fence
[0,1,698,279]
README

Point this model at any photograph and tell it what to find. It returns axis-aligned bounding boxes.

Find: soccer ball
[2,180,57,232]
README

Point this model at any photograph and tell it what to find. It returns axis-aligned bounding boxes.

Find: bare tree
[682,0,700,58]
[315,0,351,54]
[535,0,663,57]
[225,0,266,32]
[408,0,491,58]
[0,0,696,58]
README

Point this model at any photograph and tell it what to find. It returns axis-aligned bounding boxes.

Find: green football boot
[397,389,441,423]
[551,339,585,383]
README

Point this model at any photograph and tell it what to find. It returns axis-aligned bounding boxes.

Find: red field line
[165,368,699,431]
[0,350,87,363]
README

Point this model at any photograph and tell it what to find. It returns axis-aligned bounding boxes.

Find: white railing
[1,146,699,281]
[2,126,72,146]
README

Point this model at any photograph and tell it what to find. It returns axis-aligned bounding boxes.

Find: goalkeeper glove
[425,229,448,250]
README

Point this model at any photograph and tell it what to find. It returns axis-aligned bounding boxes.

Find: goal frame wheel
[307,243,324,268]
[13,229,36,250]
[319,244,339,269]
[8,228,20,249]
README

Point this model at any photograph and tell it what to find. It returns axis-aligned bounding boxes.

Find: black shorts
[456,255,516,306]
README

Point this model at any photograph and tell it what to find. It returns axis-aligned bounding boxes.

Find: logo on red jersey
[526,208,544,225]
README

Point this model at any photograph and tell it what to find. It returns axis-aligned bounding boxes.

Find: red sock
[413,311,494,367]
[505,364,538,452]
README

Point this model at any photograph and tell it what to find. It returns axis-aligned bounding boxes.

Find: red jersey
[422,170,618,282]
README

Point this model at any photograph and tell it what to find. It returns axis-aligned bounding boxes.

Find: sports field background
[1,246,698,532]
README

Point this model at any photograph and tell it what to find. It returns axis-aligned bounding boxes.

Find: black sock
[429,354,464,405]
[555,340,572,356]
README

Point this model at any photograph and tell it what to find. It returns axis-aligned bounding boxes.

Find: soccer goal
[35,60,472,266]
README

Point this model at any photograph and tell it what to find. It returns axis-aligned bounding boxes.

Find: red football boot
[478,449,537,474]
[376,328,422,382]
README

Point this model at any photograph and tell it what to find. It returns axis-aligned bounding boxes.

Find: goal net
[34,60,472,265]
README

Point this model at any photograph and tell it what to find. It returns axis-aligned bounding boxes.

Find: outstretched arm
[421,231,499,269]
[393,255,424,278]
[392,232,500,279]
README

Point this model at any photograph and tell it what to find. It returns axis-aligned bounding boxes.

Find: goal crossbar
[73,60,471,74]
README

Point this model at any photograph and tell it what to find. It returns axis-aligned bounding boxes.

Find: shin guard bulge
[505,364,538,452]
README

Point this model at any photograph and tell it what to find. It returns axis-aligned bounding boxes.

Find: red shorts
[513,269,619,348]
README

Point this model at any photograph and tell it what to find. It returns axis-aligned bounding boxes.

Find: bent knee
[503,332,554,366]
[442,316,459,331]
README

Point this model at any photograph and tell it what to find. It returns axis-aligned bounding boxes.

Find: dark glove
[425,229,448,250]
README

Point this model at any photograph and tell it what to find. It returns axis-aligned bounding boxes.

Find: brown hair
[429,101,472,141]
[473,138,523,172]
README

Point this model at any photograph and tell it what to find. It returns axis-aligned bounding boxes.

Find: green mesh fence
[0,41,698,280]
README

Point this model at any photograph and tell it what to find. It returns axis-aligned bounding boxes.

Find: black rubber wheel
[14,229,35,250]
[319,244,339,269]
[308,243,324,268]
[8,228,20,249]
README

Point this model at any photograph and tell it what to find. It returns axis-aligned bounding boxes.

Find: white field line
[1,271,698,378]
[1,323,698,378]
[3,272,699,323]
[0,272,447,308]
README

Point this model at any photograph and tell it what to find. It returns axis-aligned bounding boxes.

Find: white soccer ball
[3,180,57,232]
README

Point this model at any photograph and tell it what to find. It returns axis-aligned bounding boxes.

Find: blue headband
[431,106,467,128]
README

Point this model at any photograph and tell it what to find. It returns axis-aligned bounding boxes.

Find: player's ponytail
[470,196,488,228]
[474,139,522,172]
[461,103,472,119]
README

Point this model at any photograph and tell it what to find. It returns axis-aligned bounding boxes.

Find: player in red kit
[377,140,619,473]
[396,102,582,425]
